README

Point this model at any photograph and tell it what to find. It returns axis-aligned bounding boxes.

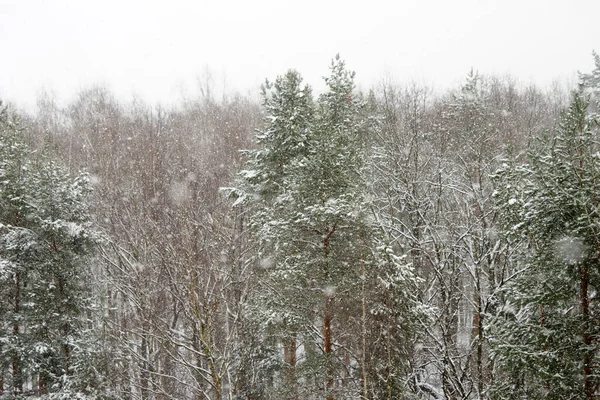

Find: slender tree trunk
[539,304,552,392]
[160,306,179,398]
[284,335,297,400]
[13,271,22,394]
[324,295,334,400]
[580,264,594,400]
[323,224,336,400]
[577,123,594,400]
[473,266,483,396]
[386,287,393,400]
[191,327,204,400]
[477,309,483,396]
[140,334,149,400]
[213,374,223,400]
[56,272,71,371]
[361,261,368,400]
[39,372,48,395]
[199,310,222,400]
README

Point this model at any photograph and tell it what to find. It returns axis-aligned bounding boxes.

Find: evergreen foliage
[234,56,422,399]
[0,103,109,398]
[3,53,598,400]
[490,84,600,399]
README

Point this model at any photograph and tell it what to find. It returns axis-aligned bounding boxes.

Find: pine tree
[0,103,108,398]
[233,57,422,399]
[490,85,600,399]
[230,69,315,398]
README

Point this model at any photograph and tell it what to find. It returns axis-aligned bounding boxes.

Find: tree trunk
[324,295,334,400]
[140,335,149,400]
[213,374,223,400]
[580,264,594,400]
[284,336,297,399]
[56,272,71,371]
[323,224,337,400]
[473,266,483,396]
[361,261,368,400]
[39,372,48,395]
[12,271,22,394]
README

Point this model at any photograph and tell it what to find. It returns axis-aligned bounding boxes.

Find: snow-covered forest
[1,54,600,399]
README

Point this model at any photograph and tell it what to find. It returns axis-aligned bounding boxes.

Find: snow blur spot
[508,198,518,205]
[259,256,273,269]
[132,262,144,272]
[554,236,588,265]
[169,181,190,206]
[485,228,498,241]
[324,286,336,297]
[186,172,197,182]
[65,221,83,237]
[89,175,101,186]
[220,251,229,264]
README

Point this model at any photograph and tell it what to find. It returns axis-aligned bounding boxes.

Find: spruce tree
[490,84,600,399]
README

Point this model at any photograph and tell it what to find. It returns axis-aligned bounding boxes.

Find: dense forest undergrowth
[1,54,600,399]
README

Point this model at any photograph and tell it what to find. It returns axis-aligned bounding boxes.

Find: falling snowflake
[554,236,588,265]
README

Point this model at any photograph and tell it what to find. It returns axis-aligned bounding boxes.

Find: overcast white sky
[0,0,598,110]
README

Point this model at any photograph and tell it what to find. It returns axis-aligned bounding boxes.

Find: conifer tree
[0,103,108,398]
[491,82,600,399]
[232,69,314,398]
[233,57,421,399]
